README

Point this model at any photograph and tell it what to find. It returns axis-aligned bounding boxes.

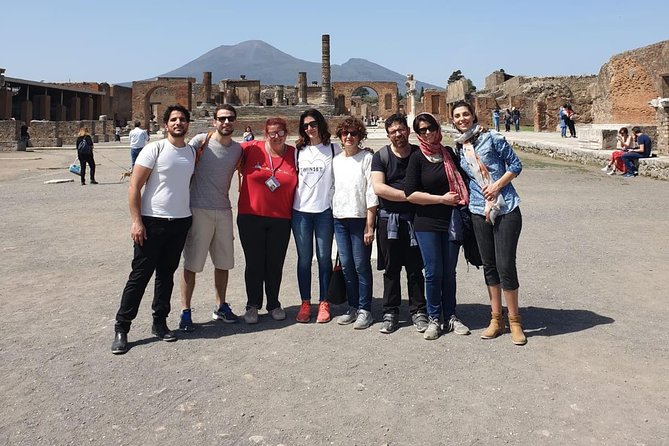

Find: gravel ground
[0,139,667,446]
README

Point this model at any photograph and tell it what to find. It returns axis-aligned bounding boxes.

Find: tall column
[20,100,33,124]
[297,72,308,105]
[274,86,284,106]
[202,71,212,104]
[69,97,81,120]
[405,74,416,125]
[0,89,12,119]
[35,94,51,120]
[321,34,333,105]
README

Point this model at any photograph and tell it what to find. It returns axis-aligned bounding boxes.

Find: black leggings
[79,153,96,183]
[471,207,522,290]
[237,214,291,311]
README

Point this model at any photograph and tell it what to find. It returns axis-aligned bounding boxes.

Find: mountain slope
[159,40,441,91]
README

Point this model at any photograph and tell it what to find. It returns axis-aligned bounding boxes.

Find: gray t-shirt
[188,133,242,210]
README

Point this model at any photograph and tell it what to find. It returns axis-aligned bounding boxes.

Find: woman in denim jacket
[451,101,526,346]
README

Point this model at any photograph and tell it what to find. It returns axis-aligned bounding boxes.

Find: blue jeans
[130,147,143,168]
[291,209,334,302]
[415,231,460,321]
[621,151,646,174]
[560,125,567,137]
[334,218,372,311]
[492,116,500,132]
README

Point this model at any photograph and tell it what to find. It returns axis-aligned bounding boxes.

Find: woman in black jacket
[76,127,97,185]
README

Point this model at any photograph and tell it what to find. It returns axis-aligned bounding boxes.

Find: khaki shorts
[183,208,234,272]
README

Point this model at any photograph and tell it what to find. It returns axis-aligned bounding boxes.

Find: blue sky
[2,0,668,89]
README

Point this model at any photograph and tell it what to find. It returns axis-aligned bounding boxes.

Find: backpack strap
[330,143,335,158]
[379,144,390,170]
[195,131,214,165]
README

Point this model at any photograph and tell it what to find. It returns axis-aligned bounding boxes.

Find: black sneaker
[412,312,429,333]
[90,180,98,184]
[378,313,399,334]
[151,322,177,342]
[179,309,195,332]
[111,332,128,354]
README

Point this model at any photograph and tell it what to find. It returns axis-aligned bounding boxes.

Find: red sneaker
[296,300,311,323]
[316,301,331,323]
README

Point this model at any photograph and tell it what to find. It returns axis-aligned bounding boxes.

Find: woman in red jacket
[238,117,298,324]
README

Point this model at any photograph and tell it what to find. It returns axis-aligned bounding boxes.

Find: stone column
[82,96,94,120]
[35,94,51,120]
[656,106,669,155]
[534,101,546,132]
[405,74,416,125]
[55,104,67,121]
[69,97,81,120]
[321,34,333,105]
[202,71,212,104]
[0,89,12,119]
[274,86,284,106]
[20,100,33,124]
[297,72,308,105]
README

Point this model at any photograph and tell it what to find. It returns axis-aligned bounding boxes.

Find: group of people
[111,101,527,355]
[493,107,520,132]
[601,126,653,177]
[559,104,577,138]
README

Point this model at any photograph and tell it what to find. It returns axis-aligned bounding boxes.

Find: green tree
[447,70,464,84]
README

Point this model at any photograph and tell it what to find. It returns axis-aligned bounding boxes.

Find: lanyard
[265,143,285,176]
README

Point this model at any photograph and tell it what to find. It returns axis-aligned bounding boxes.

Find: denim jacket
[457,131,522,217]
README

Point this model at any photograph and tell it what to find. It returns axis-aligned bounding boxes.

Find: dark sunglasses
[302,121,319,130]
[342,130,359,138]
[216,115,236,123]
[417,125,438,135]
[268,130,286,138]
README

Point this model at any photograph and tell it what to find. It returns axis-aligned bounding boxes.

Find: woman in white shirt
[332,117,378,330]
[292,109,341,323]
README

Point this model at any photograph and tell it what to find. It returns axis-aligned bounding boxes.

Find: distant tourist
[237,117,298,324]
[511,107,520,131]
[332,117,378,330]
[292,109,341,324]
[558,106,568,138]
[128,121,150,169]
[492,108,500,132]
[111,105,196,355]
[564,103,576,138]
[601,127,636,175]
[243,126,254,142]
[114,124,122,142]
[75,127,97,185]
[504,108,512,132]
[19,125,31,148]
[621,126,652,177]
[451,100,526,346]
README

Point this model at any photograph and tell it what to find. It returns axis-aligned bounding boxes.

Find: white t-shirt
[293,142,341,213]
[332,149,378,219]
[129,127,150,149]
[136,139,195,218]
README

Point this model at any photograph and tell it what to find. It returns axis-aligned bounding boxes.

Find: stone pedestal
[654,104,669,155]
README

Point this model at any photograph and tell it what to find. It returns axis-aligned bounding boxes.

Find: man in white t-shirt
[112,105,196,355]
[178,104,243,332]
[128,120,150,169]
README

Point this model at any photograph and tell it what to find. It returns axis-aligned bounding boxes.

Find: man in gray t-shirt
[178,105,243,331]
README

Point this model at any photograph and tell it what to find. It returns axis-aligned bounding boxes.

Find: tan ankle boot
[508,315,527,345]
[481,312,504,339]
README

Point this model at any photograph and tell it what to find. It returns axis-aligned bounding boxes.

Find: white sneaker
[353,309,373,330]
[601,166,610,172]
[337,307,357,325]
[447,315,471,335]
[269,306,286,321]
[423,318,441,340]
[244,307,259,324]
[607,169,615,176]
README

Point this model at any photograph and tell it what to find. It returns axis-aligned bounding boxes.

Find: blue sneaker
[179,309,195,332]
[212,303,239,323]
[623,172,635,178]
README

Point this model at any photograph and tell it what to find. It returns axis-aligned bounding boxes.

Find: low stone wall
[0,120,21,151]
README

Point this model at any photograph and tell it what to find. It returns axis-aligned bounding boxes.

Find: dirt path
[0,144,667,445]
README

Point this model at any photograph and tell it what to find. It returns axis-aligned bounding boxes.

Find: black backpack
[77,137,92,156]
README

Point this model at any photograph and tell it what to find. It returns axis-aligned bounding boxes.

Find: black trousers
[471,207,522,290]
[376,217,426,315]
[78,153,96,183]
[567,119,576,137]
[237,214,291,311]
[115,216,192,333]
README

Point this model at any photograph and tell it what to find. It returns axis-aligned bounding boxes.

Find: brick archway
[332,81,398,119]
[132,77,194,129]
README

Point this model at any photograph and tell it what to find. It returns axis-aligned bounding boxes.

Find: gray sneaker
[337,307,358,325]
[353,309,373,330]
[412,312,429,333]
[447,315,470,335]
[269,306,286,321]
[423,317,441,340]
[379,313,399,334]
[244,306,259,324]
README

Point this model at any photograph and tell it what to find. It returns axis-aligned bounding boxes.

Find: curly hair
[335,117,367,144]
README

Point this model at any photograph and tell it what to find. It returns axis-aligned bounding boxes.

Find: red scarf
[417,131,469,205]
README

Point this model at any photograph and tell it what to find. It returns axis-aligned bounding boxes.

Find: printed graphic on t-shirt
[299,157,326,188]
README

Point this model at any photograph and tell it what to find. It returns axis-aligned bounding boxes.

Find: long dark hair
[296,108,331,149]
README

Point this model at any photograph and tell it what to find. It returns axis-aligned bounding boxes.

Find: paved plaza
[0,133,667,445]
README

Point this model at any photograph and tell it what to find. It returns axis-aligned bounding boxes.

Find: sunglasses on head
[268,130,286,138]
[302,121,319,130]
[216,115,236,123]
[417,125,438,135]
[342,130,359,138]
